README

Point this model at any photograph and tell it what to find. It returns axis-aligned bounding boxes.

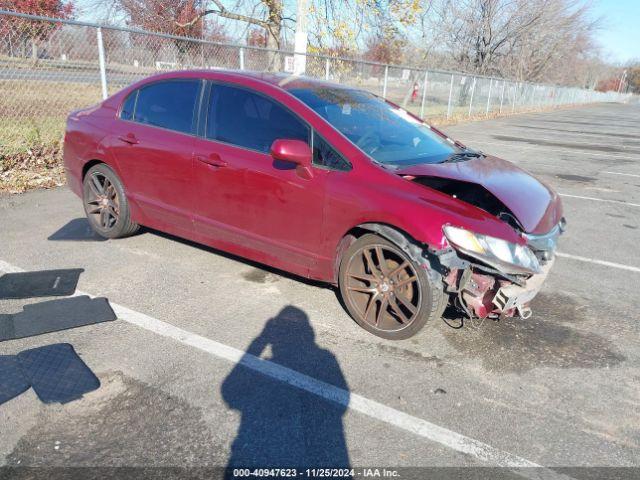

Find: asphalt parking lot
[1,102,639,478]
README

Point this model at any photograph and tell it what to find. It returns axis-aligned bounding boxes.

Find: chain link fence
[0,9,632,156]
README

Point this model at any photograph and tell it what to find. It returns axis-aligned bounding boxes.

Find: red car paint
[396,156,562,234]
[63,70,562,284]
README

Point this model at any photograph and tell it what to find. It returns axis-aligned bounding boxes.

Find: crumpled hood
[396,156,563,234]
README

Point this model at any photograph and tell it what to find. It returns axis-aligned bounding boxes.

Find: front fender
[320,172,523,282]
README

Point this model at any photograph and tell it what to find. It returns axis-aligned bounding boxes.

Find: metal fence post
[419,70,428,119]
[512,84,517,113]
[382,65,389,99]
[446,73,454,119]
[538,85,542,108]
[325,58,330,80]
[529,85,534,110]
[468,77,476,117]
[96,27,108,100]
[239,47,245,70]
[486,78,493,116]
[499,80,506,113]
[539,85,543,108]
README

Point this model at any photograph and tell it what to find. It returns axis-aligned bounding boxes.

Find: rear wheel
[338,234,445,340]
[83,163,139,239]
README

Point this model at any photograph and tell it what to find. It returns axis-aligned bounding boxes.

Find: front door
[192,82,325,275]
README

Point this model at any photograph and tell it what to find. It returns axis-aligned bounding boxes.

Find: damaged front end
[433,219,565,321]
[396,154,566,322]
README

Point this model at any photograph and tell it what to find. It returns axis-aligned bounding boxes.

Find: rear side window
[207,84,308,153]
[133,80,200,134]
[120,91,137,121]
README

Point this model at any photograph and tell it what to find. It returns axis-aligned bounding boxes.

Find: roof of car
[164,69,352,92]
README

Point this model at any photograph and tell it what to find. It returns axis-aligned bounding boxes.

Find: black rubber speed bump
[0,296,117,341]
[0,269,84,299]
[17,343,100,404]
[0,355,31,405]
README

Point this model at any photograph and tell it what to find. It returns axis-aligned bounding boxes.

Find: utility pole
[293,0,308,76]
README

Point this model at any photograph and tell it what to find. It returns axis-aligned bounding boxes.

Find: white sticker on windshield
[342,103,352,115]
[413,137,421,147]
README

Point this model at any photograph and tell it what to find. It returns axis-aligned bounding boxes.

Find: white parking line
[602,171,640,178]
[556,253,640,273]
[559,193,640,208]
[0,258,568,480]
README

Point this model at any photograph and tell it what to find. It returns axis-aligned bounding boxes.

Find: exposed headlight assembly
[443,225,541,275]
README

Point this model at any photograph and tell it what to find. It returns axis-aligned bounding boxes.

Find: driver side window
[207,84,309,153]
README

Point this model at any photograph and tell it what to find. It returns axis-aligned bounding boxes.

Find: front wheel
[82,163,139,239]
[338,234,445,340]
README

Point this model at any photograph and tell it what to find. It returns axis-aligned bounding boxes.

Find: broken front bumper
[440,252,555,320]
[438,218,564,320]
[492,258,554,318]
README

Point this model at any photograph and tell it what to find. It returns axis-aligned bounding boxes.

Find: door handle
[196,153,227,168]
[118,133,139,145]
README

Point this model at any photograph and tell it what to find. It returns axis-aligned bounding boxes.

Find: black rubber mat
[0,269,84,299]
[0,296,117,341]
[17,343,100,403]
[0,355,31,405]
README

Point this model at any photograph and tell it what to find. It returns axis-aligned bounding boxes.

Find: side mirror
[270,139,312,167]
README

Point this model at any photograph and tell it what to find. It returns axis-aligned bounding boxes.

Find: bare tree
[421,0,601,85]
[112,0,287,69]
[176,0,284,51]
[625,63,640,94]
[506,0,600,84]
[94,0,611,88]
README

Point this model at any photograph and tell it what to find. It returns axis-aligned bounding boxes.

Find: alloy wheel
[85,172,120,230]
[344,244,422,332]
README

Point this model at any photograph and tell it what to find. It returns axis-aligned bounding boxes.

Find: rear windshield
[290,87,459,166]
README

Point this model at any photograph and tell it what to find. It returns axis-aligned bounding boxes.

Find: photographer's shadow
[222,306,350,469]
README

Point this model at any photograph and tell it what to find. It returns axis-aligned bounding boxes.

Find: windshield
[290,86,460,166]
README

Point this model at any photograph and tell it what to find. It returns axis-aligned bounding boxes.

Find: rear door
[110,79,202,233]
[192,82,325,274]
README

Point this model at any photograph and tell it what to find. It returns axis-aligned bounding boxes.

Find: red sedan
[63,70,564,339]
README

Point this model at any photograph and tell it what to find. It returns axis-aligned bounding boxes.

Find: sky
[589,0,640,64]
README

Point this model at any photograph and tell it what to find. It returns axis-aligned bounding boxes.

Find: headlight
[443,225,541,275]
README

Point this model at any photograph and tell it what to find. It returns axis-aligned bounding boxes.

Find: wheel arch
[82,159,107,181]
[81,158,129,195]
[332,222,439,285]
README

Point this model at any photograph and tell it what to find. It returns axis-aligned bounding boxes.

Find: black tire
[338,233,446,340]
[82,163,139,239]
